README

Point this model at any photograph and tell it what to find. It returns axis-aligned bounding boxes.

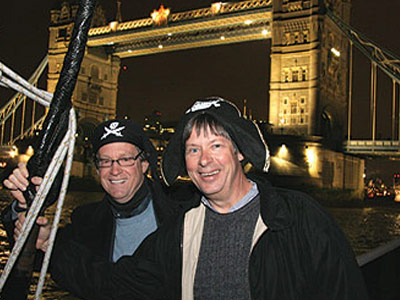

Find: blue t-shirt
[112,198,158,262]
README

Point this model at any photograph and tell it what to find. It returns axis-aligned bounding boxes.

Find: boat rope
[0,62,76,299]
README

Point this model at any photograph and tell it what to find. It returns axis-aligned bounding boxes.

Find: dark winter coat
[57,179,177,262]
[50,175,368,299]
[0,178,179,267]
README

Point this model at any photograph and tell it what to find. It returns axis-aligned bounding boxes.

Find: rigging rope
[0,62,76,299]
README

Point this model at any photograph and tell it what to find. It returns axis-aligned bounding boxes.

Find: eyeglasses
[96,150,143,168]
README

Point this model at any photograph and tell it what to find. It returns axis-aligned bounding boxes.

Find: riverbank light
[305,146,318,177]
[305,147,316,166]
[278,144,288,159]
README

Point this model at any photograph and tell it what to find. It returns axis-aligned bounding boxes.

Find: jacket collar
[187,173,293,231]
[248,173,293,231]
[107,179,150,219]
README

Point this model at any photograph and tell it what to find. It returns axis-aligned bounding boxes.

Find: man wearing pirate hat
[40,97,367,299]
[3,119,177,269]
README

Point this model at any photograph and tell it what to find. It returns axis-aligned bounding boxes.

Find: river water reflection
[1,190,400,299]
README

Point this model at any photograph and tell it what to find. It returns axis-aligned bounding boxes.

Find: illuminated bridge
[2,2,400,295]
[1,0,400,160]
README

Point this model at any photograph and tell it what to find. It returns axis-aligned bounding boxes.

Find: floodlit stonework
[270,0,350,148]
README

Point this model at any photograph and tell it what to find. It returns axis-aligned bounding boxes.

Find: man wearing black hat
[43,97,368,299]
[3,119,175,268]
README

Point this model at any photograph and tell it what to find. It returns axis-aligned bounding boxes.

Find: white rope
[35,109,76,299]
[0,61,76,299]
[0,62,52,105]
[0,69,51,108]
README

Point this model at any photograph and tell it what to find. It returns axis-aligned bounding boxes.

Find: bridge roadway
[87,0,273,57]
[344,140,400,155]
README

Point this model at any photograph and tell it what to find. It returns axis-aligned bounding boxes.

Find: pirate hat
[91,119,150,153]
[161,97,270,186]
[91,119,159,172]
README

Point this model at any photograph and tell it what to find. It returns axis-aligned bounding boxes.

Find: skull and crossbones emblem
[101,122,125,140]
[185,99,221,114]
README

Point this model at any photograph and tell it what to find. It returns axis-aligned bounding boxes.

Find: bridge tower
[48,0,121,175]
[48,1,120,132]
[270,0,350,149]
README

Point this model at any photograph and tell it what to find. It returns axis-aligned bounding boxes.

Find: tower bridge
[2,2,400,294]
[0,0,399,184]
[16,0,352,143]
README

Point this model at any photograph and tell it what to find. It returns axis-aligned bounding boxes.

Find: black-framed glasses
[95,150,143,168]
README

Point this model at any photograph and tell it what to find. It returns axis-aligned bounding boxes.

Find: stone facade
[267,136,365,196]
[45,0,357,182]
[270,0,351,149]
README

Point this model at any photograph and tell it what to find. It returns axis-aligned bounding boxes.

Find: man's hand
[14,212,50,252]
[3,162,42,209]
[3,162,50,251]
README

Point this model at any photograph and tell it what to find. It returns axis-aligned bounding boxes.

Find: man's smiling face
[184,126,245,208]
[97,142,149,204]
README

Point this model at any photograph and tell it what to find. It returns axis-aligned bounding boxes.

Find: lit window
[291,103,297,114]
[292,70,299,82]
[301,69,307,81]
[283,70,289,82]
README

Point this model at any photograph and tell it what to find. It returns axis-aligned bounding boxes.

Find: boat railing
[358,237,400,299]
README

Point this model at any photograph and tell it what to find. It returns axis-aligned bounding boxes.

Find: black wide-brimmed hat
[161,97,270,186]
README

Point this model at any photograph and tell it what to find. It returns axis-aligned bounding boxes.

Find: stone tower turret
[269,0,351,149]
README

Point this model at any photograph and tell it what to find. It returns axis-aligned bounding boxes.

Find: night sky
[1,0,400,136]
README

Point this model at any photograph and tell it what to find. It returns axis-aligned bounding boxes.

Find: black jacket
[58,178,177,262]
[50,175,368,299]
[0,178,181,273]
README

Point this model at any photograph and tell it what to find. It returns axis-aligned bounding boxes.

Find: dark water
[327,205,400,256]
[1,190,400,299]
